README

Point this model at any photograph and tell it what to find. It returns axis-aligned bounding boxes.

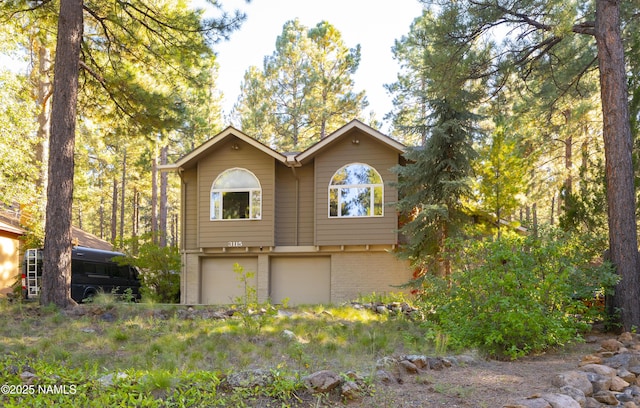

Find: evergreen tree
[391,7,489,278]
[235,19,366,150]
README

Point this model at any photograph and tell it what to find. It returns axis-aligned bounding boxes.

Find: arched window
[329,163,383,218]
[210,168,262,220]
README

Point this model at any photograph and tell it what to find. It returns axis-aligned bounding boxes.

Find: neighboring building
[163,120,412,305]
[0,218,25,297]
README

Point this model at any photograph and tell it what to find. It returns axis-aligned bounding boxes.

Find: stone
[580,354,602,366]
[97,372,128,387]
[580,363,617,378]
[601,339,624,353]
[551,371,593,396]
[376,356,397,370]
[610,375,630,392]
[617,367,636,383]
[341,381,362,400]
[303,370,341,393]
[559,385,586,407]
[427,357,447,370]
[227,369,274,389]
[374,369,396,384]
[584,372,611,393]
[403,355,428,369]
[507,398,552,408]
[398,360,419,374]
[592,390,619,405]
[540,393,581,408]
[606,353,639,369]
[623,402,639,408]
[20,371,37,384]
[619,332,634,346]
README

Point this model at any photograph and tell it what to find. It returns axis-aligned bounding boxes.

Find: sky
[196,0,425,132]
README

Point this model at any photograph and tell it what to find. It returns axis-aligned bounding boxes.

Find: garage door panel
[270,257,330,305]
[201,257,258,304]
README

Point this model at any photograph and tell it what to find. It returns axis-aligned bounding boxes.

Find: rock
[507,397,552,408]
[540,393,581,408]
[580,363,617,378]
[374,369,396,385]
[398,360,419,374]
[403,355,428,369]
[605,353,638,369]
[341,381,362,400]
[227,369,274,389]
[610,375,630,392]
[592,390,619,405]
[551,371,593,396]
[623,402,639,408]
[580,354,603,366]
[20,371,37,384]
[617,367,636,383]
[97,372,128,387]
[376,356,397,370]
[427,357,447,370]
[601,339,624,353]
[583,372,611,394]
[559,385,586,407]
[303,370,341,393]
[618,332,634,346]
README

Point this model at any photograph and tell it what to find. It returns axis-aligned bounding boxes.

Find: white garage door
[201,257,258,304]
[270,257,330,305]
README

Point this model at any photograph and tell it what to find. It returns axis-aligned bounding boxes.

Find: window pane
[251,190,261,219]
[331,164,382,185]
[214,169,260,189]
[329,188,338,216]
[211,192,221,219]
[223,191,250,219]
[341,187,370,216]
[373,186,383,216]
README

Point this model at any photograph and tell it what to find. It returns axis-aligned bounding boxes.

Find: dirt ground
[351,333,607,408]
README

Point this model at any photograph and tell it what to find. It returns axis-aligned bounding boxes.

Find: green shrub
[416,230,616,359]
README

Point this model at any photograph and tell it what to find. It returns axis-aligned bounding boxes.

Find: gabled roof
[294,120,405,163]
[160,120,405,171]
[0,220,24,237]
[159,126,290,171]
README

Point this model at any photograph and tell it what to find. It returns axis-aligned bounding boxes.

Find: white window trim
[328,163,384,218]
[210,168,262,221]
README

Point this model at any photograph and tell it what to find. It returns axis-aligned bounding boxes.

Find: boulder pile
[505,332,640,407]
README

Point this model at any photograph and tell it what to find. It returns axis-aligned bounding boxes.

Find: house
[163,120,412,305]
[0,217,25,297]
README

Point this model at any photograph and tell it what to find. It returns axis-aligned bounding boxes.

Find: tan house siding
[330,251,411,302]
[182,169,198,250]
[197,137,276,248]
[275,164,315,246]
[315,128,399,246]
[182,252,200,304]
[275,163,296,246]
[0,235,20,296]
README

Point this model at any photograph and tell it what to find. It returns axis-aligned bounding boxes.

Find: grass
[0,296,440,407]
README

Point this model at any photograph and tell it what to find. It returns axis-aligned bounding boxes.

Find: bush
[416,230,617,359]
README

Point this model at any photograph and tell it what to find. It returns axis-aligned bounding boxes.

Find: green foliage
[118,235,181,303]
[416,230,616,359]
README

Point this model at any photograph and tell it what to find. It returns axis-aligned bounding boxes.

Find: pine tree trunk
[119,149,126,248]
[159,145,168,247]
[41,0,83,308]
[595,0,640,330]
[151,152,158,244]
[111,178,117,244]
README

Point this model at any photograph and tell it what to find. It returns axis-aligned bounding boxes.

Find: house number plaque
[227,241,243,247]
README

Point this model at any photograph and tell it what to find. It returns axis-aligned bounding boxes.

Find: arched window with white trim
[210,168,262,220]
[329,163,383,218]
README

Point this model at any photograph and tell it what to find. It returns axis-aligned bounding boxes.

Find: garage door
[270,257,330,305]
[201,257,258,304]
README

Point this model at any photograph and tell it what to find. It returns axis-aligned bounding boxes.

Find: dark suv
[22,246,141,303]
